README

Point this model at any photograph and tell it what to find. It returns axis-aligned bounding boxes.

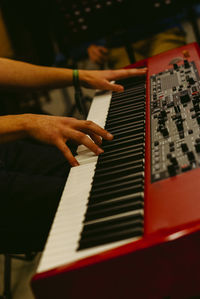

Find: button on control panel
[151,60,200,182]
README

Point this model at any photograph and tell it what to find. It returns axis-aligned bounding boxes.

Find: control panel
[151,59,200,182]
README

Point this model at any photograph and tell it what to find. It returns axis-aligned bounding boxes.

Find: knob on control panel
[184,59,190,69]
[180,91,190,104]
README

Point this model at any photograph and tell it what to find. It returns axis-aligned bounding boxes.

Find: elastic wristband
[73,69,80,88]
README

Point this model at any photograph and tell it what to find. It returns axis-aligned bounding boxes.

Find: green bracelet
[73,69,80,89]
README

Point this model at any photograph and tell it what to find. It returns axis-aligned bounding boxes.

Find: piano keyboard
[37,75,146,273]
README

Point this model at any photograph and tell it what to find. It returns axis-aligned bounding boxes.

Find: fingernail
[96,148,104,155]
[118,86,124,92]
[73,161,79,167]
[106,133,113,139]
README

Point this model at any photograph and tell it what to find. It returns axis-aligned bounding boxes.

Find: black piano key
[102,137,144,151]
[86,195,143,216]
[114,75,145,85]
[78,226,143,250]
[111,94,145,102]
[89,191,143,205]
[85,200,143,223]
[89,184,144,203]
[111,89,145,99]
[107,107,145,120]
[102,137,144,152]
[112,85,145,94]
[95,167,144,180]
[113,92,145,100]
[108,102,145,114]
[88,192,143,209]
[108,127,144,139]
[110,129,145,143]
[108,119,144,132]
[106,110,145,123]
[83,210,143,231]
[109,96,145,109]
[111,90,145,100]
[108,107,144,118]
[107,112,145,124]
[98,146,144,162]
[95,159,144,174]
[98,149,144,162]
[105,114,145,129]
[82,218,143,239]
[109,127,145,139]
[81,223,143,245]
[112,86,145,95]
[91,177,144,195]
[113,83,145,92]
[99,144,144,158]
[109,122,144,132]
[112,84,145,94]
[90,181,143,199]
[112,86,145,97]
[105,130,145,142]
[96,152,144,170]
[92,173,144,189]
[116,91,144,98]
[94,164,144,183]
[109,101,144,113]
[102,132,144,147]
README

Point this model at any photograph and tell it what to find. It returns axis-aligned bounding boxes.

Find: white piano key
[76,150,98,165]
[87,91,112,126]
[37,162,97,273]
[77,91,112,158]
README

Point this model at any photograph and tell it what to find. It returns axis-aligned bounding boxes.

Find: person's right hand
[87,44,108,65]
[24,114,113,167]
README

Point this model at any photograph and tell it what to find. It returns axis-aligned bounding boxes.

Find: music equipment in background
[32,42,200,299]
[54,0,200,48]
[1,0,200,66]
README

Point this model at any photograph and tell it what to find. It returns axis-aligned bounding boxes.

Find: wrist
[19,113,35,137]
[77,69,85,86]
[78,69,91,88]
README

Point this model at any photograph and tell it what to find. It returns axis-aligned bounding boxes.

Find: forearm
[0,57,147,93]
[0,58,74,91]
[0,114,29,143]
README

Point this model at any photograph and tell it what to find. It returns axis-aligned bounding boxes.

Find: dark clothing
[0,139,76,253]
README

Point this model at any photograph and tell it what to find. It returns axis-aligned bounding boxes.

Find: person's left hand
[79,68,147,92]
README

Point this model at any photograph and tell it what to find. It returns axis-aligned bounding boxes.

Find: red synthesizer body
[32,43,200,299]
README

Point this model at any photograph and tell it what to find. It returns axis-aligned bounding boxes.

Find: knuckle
[85,120,94,127]
[77,131,86,141]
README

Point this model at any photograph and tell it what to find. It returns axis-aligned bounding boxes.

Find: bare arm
[0,58,74,91]
[0,58,147,165]
[0,57,147,92]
